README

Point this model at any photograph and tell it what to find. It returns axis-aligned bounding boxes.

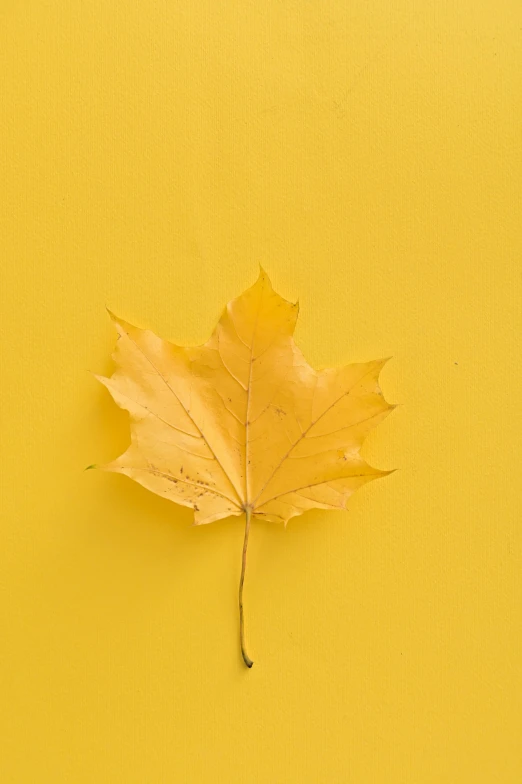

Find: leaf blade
[98,272,393,525]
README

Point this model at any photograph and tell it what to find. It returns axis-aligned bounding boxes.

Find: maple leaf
[93,270,394,666]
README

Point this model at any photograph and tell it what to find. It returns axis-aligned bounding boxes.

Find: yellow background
[1,1,521,781]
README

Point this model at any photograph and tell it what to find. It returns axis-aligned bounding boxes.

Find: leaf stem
[239,507,253,668]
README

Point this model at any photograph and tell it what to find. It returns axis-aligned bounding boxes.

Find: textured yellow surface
[1,1,521,781]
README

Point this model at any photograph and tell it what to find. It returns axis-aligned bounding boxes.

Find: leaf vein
[252,365,380,506]
[257,471,382,507]
[121,329,243,503]
[131,466,240,506]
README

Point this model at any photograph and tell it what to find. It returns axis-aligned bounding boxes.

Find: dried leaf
[94,269,394,666]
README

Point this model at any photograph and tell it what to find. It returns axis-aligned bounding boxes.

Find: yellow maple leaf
[93,270,395,666]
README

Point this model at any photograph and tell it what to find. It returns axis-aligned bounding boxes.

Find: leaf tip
[85,464,98,471]
[105,306,121,325]
[378,356,393,368]
[257,264,272,288]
